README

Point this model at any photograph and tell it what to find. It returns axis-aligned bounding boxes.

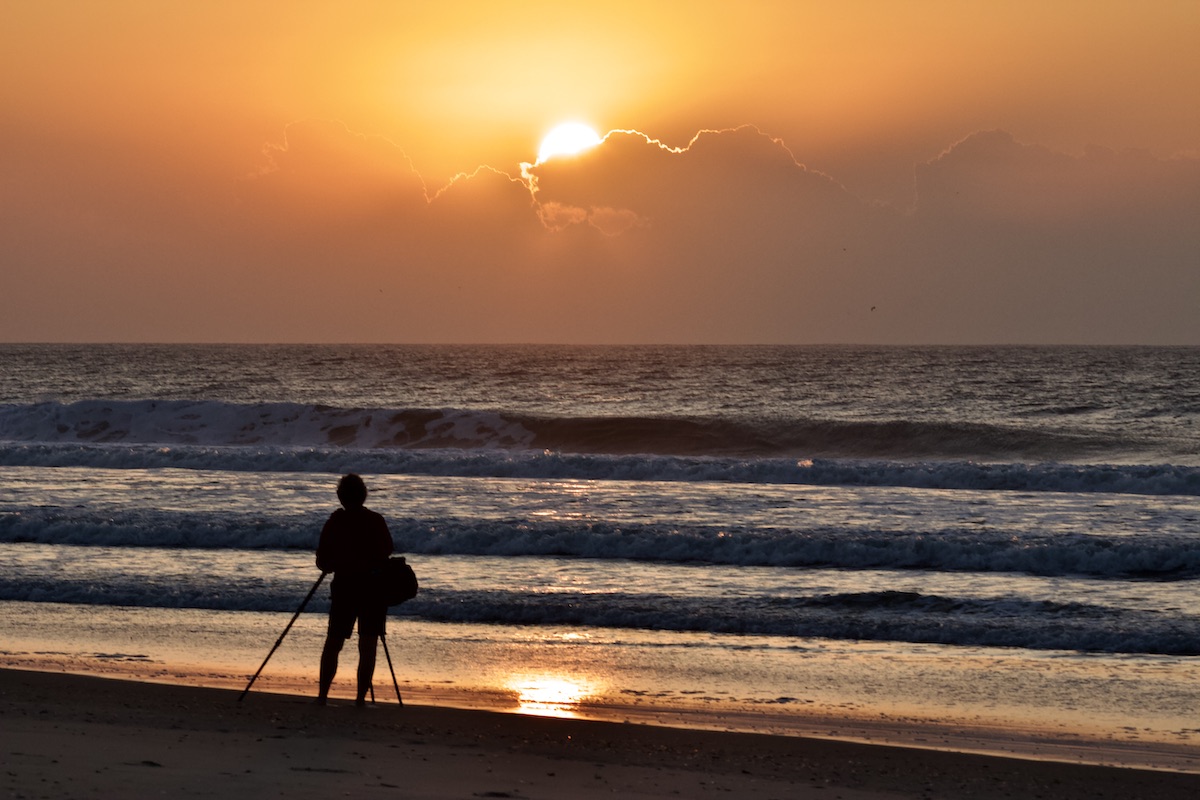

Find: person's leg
[318,633,346,702]
[355,633,378,705]
[320,589,357,702]
[355,603,387,705]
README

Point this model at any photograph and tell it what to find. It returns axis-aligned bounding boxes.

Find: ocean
[2,344,1199,764]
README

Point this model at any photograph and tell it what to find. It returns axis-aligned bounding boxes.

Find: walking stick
[380,632,404,707]
[238,571,327,702]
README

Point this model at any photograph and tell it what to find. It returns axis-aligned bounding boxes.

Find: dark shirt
[315,506,394,590]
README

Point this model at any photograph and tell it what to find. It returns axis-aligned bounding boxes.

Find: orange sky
[3,1,1198,343]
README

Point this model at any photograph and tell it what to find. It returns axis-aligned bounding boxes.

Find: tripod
[239,571,326,702]
[239,571,403,705]
[380,631,404,707]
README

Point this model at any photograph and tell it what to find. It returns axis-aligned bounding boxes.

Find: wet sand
[4,668,1200,800]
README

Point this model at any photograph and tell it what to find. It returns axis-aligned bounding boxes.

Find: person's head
[336,473,368,509]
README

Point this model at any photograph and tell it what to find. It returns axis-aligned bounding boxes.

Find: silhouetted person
[316,473,394,705]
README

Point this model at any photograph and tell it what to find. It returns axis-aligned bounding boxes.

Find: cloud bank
[3,121,1197,343]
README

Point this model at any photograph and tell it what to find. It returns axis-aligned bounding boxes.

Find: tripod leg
[239,572,327,702]
[380,632,403,707]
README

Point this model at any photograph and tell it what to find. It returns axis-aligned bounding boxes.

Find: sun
[537,122,603,163]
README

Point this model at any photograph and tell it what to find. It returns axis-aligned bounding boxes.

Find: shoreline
[5,668,1200,800]
[9,646,1200,775]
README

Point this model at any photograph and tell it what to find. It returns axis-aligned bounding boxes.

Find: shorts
[327,581,387,639]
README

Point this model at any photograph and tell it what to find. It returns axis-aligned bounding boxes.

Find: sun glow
[537,122,602,163]
[507,674,596,718]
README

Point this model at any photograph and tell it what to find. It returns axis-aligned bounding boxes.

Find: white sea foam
[1,546,1196,655]
[3,500,1198,579]
[1,439,1197,495]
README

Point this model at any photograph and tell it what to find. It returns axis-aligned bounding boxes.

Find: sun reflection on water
[506,674,597,718]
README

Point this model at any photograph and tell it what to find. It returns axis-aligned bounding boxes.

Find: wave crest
[0,399,1154,460]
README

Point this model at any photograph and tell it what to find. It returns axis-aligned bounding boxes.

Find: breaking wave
[1,576,1194,655]
[0,398,1159,460]
[1,401,1197,495]
[3,507,1197,578]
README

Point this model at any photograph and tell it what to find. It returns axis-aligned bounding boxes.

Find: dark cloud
[241,119,430,233]
[526,126,871,238]
[916,130,1200,228]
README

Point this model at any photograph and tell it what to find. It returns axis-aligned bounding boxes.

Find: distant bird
[871,306,876,312]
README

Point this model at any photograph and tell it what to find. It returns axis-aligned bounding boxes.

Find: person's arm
[315,512,339,573]
[377,513,394,559]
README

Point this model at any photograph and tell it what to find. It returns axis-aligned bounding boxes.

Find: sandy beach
[3,668,1199,800]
